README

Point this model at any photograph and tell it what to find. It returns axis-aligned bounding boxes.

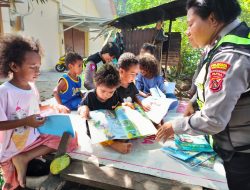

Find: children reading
[117,52,150,111]
[78,64,132,154]
[136,53,168,100]
[54,52,83,110]
[0,35,77,189]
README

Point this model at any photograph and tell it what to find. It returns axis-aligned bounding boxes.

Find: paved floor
[36,71,65,101]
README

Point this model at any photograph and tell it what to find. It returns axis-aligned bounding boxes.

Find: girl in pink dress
[0,35,77,190]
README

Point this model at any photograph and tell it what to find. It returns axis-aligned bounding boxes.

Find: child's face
[96,84,117,102]
[68,60,83,75]
[119,64,139,85]
[102,53,114,63]
[12,51,41,82]
[140,66,151,78]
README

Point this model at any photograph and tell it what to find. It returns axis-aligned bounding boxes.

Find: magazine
[88,106,157,144]
[175,134,214,152]
[141,87,178,124]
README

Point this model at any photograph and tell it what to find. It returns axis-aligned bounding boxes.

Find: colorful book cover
[38,114,84,137]
[88,106,157,144]
[175,134,214,152]
[161,146,201,161]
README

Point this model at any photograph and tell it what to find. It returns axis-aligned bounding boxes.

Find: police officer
[156,0,250,189]
[84,42,120,90]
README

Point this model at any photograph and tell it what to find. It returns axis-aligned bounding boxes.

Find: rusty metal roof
[102,0,187,29]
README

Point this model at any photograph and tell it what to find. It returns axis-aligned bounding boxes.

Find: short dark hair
[65,52,82,68]
[101,42,120,60]
[94,64,120,88]
[139,53,159,77]
[141,43,156,55]
[118,52,138,71]
[0,35,43,77]
[186,0,241,24]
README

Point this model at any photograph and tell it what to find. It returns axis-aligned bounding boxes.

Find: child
[136,53,170,100]
[140,43,156,55]
[84,42,120,90]
[0,35,77,189]
[53,52,83,110]
[117,52,150,111]
[78,64,132,154]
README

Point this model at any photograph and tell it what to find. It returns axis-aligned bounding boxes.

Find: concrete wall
[61,0,99,17]
[1,1,61,71]
[0,0,114,71]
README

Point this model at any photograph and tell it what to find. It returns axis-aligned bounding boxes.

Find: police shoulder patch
[209,78,223,92]
[210,62,230,72]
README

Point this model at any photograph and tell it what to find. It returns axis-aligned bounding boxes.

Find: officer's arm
[172,51,250,135]
[84,62,96,90]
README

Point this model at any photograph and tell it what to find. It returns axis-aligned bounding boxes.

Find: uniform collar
[210,19,241,49]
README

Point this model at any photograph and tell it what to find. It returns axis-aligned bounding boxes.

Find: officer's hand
[183,102,194,117]
[155,122,174,143]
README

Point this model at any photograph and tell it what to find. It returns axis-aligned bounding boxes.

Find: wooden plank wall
[122,29,181,68]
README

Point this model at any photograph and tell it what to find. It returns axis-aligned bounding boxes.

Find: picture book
[88,106,157,144]
[175,134,214,152]
[161,146,201,161]
[141,87,178,124]
[38,114,84,137]
[161,143,217,169]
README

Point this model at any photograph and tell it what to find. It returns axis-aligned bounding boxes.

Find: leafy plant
[114,0,249,80]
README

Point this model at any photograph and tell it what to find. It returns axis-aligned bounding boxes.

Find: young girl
[0,35,77,189]
[136,53,168,100]
[78,64,132,154]
[53,52,83,110]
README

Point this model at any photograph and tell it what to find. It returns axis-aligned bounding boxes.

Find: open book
[88,106,157,144]
[141,87,178,124]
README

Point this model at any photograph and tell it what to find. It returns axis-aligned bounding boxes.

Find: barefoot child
[117,52,150,111]
[53,52,83,110]
[78,64,132,154]
[0,35,77,189]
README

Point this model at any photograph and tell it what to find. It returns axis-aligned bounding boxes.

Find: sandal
[50,154,71,175]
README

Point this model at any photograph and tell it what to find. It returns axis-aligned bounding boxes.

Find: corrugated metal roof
[102,0,187,29]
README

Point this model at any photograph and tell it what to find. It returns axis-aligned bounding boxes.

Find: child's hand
[142,104,151,112]
[78,106,89,119]
[122,102,135,109]
[51,104,70,113]
[26,114,46,128]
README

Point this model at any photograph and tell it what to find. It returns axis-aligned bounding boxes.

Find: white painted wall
[1,7,11,33]
[1,1,61,71]
[88,31,105,55]
[61,0,100,17]
[0,0,115,71]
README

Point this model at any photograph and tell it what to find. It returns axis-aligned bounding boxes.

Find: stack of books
[161,134,216,168]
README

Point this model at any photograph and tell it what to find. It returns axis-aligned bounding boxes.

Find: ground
[36,71,64,101]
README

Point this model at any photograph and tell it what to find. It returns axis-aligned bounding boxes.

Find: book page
[88,110,127,144]
[115,106,157,138]
[142,96,178,124]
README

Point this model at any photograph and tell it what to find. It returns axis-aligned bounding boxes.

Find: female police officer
[156,0,250,189]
